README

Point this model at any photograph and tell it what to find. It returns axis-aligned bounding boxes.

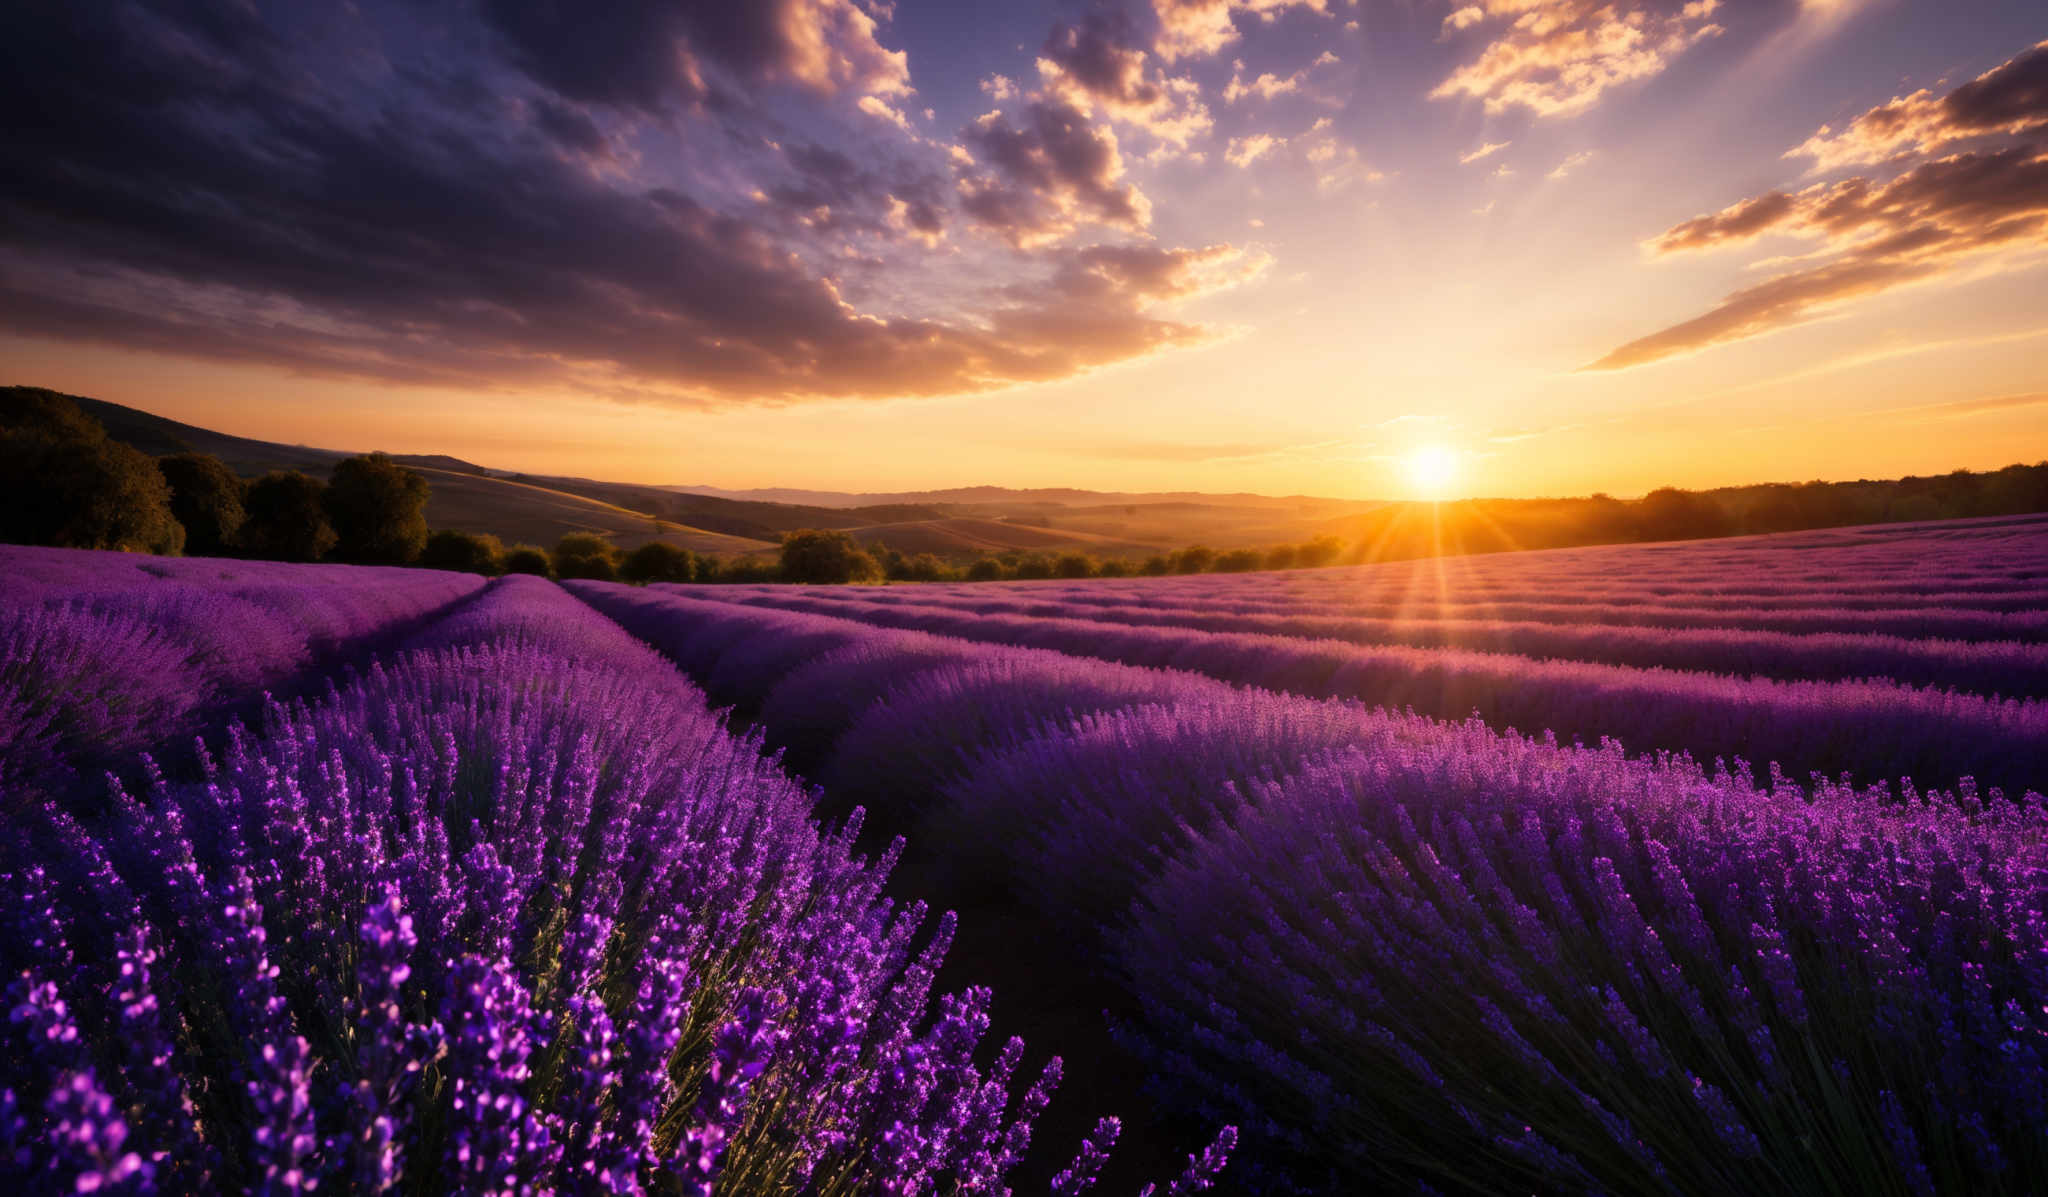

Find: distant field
[7,517,2047,1195]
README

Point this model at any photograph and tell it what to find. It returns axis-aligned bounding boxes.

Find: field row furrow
[692,587,2048,796]
[568,579,2048,1196]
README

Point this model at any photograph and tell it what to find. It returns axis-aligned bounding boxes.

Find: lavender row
[0,576,1232,1194]
[772,587,2048,697]
[841,583,2048,643]
[1119,737,2048,1193]
[0,547,483,805]
[572,579,2048,1194]
[692,589,2048,797]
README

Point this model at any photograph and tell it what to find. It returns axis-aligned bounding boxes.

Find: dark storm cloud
[0,0,1254,402]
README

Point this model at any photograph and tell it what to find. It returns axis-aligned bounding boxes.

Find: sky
[2,1,2044,500]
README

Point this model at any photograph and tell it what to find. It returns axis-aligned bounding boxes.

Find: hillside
[67,393,1367,558]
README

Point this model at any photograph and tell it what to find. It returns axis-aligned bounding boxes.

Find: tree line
[7,386,2046,586]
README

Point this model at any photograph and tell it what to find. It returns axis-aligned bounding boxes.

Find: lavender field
[5,515,2047,1195]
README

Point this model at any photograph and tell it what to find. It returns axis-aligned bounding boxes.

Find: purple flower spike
[1052,1116,1121,1197]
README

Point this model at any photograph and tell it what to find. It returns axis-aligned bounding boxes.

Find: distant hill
[67,393,1377,558]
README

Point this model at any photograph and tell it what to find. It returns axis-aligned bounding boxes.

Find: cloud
[1548,149,1596,178]
[1431,1,1726,119]
[1223,52,1337,104]
[481,0,910,112]
[1225,133,1283,167]
[1036,13,1214,150]
[1149,0,1331,63]
[1460,139,1511,164]
[1589,138,2048,369]
[958,99,1153,246]
[1889,390,2048,422]
[0,0,1248,404]
[1787,39,2048,171]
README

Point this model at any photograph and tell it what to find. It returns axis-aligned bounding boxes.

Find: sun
[1404,444,1460,498]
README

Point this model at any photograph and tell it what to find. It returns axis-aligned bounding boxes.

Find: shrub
[0,389,184,555]
[323,452,430,563]
[553,532,620,581]
[502,544,553,577]
[156,453,246,556]
[240,471,335,562]
[621,541,694,584]
[418,529,504,575]
[778,528,882,585]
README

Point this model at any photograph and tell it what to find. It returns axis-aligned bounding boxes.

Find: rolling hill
[63,393,1376,559]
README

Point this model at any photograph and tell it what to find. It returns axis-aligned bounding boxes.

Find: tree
[554,533,620,581]
[419,529,504,575]
[503,544,553,577]
[1095,557,1132,577]
[241,471,336,561]
[1171,546,1215,573]
[1214,548,1263,572]
[1053,552,1096,579]
[778,529,882,584]
[1263,543,1298,570]
[0,388,183,554]
[157,453,246,556]
[1634,487,1731,543]
[622,541,695,584]
[1010,554,1054,581]
[1139,554,1172,576]
[965,558,1006,582]
[1295,535,1343,568]
[324,452,430,563]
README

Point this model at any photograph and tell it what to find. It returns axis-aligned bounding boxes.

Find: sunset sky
[3,1,2044,499]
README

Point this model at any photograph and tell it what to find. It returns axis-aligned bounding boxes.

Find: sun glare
[1404,444,1460,498]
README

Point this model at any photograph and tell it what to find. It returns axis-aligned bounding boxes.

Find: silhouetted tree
[1634,487,1731,542]
[1215,548,1262,572]
[157,453,246,555]
[1053,552,1096,579]
[1139,554,1172,576]
[241,471,335,561]
[503,544,553,577]
[419,529,504,575]
[0,388,183,554]
[779,529,882,584]
[1095,557,1132,577]
[1171,546,1215,573]
[554,533,621,581]
[965,558,1005,582]
[324,452,430,563]
[1296,535,1343,568]
[1011,554,1054,581]
[622,541,694,583]
[1263,544,1298,570]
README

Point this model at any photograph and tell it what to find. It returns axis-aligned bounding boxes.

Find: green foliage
[553,533,621,581]
[1171,546,1215,574]
[965,557,1005,582]
[1139,554,1172,576]
[503,544,554,577]
[241,471,336,561]
[0,388,183,554]
[1295,535,1343,568]
[1053,552,1096,579]
[157,453,246,556]
[778,529,882,584]
[419,529,504,575]
[1010,554,1054,581]
[621,541,695,584]
[1095,557,1132,578]
[323,452,430,563]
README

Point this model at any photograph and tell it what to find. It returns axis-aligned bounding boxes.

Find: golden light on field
[1404,444,1460,498]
